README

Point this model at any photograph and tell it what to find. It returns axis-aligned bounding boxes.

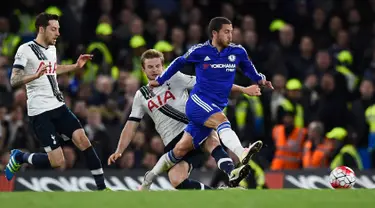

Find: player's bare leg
[168,162,190,188]
[142,130,250,189]
[203,131,251,187]
[4,147,65,181]
[204,112,263,165]
[72,129,109,191]
[141,132,194,190]
[169,161,212,190]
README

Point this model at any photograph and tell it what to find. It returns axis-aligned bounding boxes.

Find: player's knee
[206,112,228,129]
[174,145,187,158]
[173,135,193,158]
[168,165,189,187]
[174,141,192,158]
[203,136,220,153]
[72,129,91,151]
[49,155,65,168]
[169,174,187,188]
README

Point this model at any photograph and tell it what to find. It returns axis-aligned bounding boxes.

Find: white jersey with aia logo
[13,41,64,116]
[129,72,196,145]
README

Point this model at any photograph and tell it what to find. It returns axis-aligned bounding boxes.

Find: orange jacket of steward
[271,125,306,170]
[302,139,334,169]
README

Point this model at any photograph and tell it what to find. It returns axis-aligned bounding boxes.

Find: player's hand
[149,80,160,88]
[35,65,48,78]
[75,54,93,69]
[108,152,122,165]
[242,85,261,96]
[258,79,274,90]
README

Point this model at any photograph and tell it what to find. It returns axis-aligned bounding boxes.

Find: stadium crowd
[0,0,375,179]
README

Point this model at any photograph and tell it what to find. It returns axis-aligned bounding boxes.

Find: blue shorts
[185,94,223,149]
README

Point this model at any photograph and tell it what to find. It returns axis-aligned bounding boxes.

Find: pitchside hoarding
[1,169,374,191]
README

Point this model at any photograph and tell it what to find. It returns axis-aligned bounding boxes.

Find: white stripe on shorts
[28,153,35,165]
[91,168,104,175]
[200,183,205,190]
[191,94,213,112]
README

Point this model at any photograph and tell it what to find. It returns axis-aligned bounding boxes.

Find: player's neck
[211,39,224,52]
[34,36,49,48]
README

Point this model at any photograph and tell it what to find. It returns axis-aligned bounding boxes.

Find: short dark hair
[35,12,59,31]
[207,17,232,39]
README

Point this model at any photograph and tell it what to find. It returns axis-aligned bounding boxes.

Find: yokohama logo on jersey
[147,90,176,112]
[37,61,57,74]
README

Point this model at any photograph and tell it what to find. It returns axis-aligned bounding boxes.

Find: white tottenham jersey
[129,72,196,145]
[13,41,64,116]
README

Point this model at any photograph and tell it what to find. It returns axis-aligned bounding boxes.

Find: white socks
[217,121,245,159]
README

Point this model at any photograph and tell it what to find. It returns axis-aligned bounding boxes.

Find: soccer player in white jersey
[4,13,110,191]
[108,49,262,190]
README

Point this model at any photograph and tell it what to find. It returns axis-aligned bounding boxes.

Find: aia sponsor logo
[147,90,176,112]
[37,61,57,74]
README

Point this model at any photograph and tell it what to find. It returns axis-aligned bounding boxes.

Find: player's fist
[76,54,93,69]
[108,152,122,165]
[149,80,160,88]
[243,85,261,96]
[35,65,48,78]
[258,79,274,90]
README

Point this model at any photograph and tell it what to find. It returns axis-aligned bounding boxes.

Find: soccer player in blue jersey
[141,17,273,189]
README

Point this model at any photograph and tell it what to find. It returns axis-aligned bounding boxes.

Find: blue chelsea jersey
[157,40,265,107]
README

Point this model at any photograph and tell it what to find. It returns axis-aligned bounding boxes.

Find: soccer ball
[329,166,356,189]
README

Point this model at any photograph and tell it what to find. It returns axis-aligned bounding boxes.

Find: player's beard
[219,38,230,48]
[47,36,57,45]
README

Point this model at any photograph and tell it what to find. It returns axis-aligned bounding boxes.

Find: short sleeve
[128,91,145,122]
[172,71,196,89]
[13,45,28,70]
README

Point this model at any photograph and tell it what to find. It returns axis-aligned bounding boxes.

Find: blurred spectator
[232,28,243,45]
[271,104,307,170]
[114,8,134,41]
[186,24,202,49]
[315,72,351,132]
[303,121,334,169]
[329,16,343,42]
[0,150,10,171]
[0,68,12,107]
[352,79,375,148]
[118,150,135,169]
[89,75,114,106]
[308,7,330,49]
[141,151,157,169]
[171,27,186,57]
[84,106,111,167]
[241,15,256,32]
[2,105,34,151]
[150,135,164,157]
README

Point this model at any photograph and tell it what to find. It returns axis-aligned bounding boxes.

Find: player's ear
[39,26,45,34]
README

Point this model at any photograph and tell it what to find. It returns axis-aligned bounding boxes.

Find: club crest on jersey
[228,55,236,62]
[148,90,176,112]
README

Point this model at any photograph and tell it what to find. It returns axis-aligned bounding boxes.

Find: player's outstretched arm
[108,120,140,165]
[56,54,93,75]
[231,84,261,96]
[152,56,187,87]
[10,66,47,87]
[153,45,201,87]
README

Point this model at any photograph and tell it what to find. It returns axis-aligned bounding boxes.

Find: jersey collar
[33,40,49,50]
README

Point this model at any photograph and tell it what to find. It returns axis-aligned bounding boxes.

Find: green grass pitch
[0,189,374,208]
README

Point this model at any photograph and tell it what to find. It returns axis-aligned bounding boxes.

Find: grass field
[1,189,374,208]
